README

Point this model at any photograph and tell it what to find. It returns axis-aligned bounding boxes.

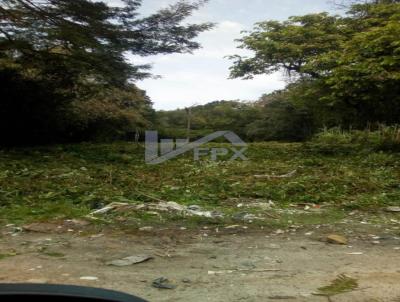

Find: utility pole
[185,106,192,142]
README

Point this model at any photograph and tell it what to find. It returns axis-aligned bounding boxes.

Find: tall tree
[0,0,213,144]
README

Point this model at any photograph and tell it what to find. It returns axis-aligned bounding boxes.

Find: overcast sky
[125,0,336,110]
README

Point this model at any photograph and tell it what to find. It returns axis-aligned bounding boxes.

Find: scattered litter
[327,234,348,245]
[386,206,400,213]
[89,201,224,219]
[151,277,176,289]
[106,255,153,266]
[275,229,285,235]
[346,252,363,255]
[79,276,98,281]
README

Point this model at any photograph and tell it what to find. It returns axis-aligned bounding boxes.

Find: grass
[0,141,399,229]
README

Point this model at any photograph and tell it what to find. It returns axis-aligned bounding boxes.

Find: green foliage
[229,13,346,79]
[156,100,262,140]
[0,142,399,226]
[315,274,358,299]
[310,125,400,152]
[230,1,400,130]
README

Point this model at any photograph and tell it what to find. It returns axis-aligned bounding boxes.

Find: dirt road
[1,224,400,302]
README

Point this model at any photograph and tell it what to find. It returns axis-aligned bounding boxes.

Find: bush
[308,125,400,153]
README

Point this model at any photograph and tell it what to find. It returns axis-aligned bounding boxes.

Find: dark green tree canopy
[0,0,213,86]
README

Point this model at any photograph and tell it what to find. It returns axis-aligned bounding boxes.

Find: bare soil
[1,223,400,302]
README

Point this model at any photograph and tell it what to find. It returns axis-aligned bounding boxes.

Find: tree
[229,13,346,79]
[0,0,213,144]
[229,1,400,128]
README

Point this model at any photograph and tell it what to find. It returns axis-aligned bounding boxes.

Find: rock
[327,234,348,245]
[106,255,153,266]
[22,223,60,233]
[151,277,176,289]
[386,206,400,212]
[64,219,90,227]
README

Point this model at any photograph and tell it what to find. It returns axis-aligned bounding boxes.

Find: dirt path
[1,225,400,302]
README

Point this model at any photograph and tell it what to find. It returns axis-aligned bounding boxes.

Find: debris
[79,276,98,281]
[181,278,191,283]
[327,234,348,245]
[139,226,154,231]
[187,208,224,218]
[275,229,285,235]
[313,274,358,298]
[90,202,129,215]
[346,252,363,255]
[233,212,264,221]
[254,170,297,179]
[224,225,241,229]
[106,255,153,266]
[187,205,201,211]
[151,277,176,289]
[386,206,400,212]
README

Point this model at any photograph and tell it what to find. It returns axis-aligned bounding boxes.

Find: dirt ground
[1,223,400,302]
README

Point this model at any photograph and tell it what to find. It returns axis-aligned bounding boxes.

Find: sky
[124,0,337,110]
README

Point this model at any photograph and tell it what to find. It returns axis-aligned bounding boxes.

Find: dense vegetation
[0,140,399,227]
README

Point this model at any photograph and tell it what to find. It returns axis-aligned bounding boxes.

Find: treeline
[1,0,399,145]
[0,0,211,145]
[159,0,400,142]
